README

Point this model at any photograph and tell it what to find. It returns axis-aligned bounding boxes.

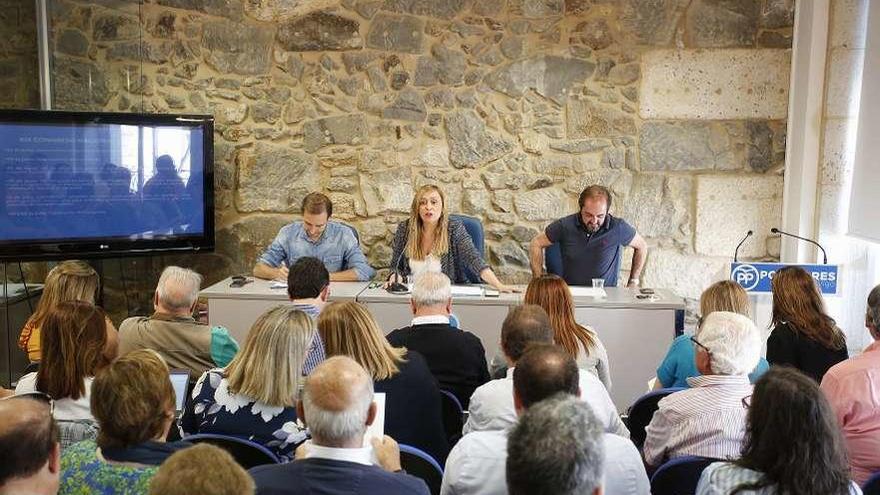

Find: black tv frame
[0,109,215,261]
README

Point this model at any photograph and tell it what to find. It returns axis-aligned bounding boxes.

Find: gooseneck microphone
[386,246,409,294]
[734,230,753,263]
[770,227,828,264]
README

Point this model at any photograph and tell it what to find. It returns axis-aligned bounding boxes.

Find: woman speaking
[390,185,515,292]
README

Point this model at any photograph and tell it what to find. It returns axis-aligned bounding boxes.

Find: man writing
[254,192,374,281]
[529,184,647,288]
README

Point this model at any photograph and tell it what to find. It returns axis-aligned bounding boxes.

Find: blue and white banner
[730,263,839,295]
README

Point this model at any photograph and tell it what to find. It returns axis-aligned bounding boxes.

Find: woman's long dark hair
[732,367,851,495]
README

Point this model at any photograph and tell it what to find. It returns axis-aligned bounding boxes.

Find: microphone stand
[386,245,409,294]
[734,230,753,263]
[771,228,828,264]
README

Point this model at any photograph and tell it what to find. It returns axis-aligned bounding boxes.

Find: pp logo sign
[731,264,761,291]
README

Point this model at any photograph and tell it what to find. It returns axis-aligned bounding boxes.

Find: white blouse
[15,372,95,422]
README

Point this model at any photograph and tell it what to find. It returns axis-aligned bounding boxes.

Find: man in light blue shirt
[253,192,375,281]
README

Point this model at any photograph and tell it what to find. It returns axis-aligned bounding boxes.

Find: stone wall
[37,0,793,318]
[0,0,40,109]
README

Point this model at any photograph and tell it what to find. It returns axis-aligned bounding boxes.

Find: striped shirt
[696,462,863,495]
[643,375,752,467]
[290,303,326,375]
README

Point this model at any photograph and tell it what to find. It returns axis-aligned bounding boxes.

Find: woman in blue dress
[181,305,318,461]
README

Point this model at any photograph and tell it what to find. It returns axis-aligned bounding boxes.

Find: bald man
[249,356,429,495]
[0,396,61,495]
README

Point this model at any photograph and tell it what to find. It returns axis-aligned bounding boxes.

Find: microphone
[771,227,828,264]
[386,245,409,294]
[734,230,753,263]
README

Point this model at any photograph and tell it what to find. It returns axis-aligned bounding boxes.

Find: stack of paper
[451,285,484,297]
[569,287,607,298]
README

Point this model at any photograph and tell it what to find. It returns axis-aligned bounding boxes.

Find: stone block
[619,0,689,46]
[821,118,856,186]
[445,110,514,169]
[824,48,864,118]
[486,55,596,105]
[685,0,759,48]
[491,240,530,267]
[57,29,89,57]
[570,18,614,50]
[509,0,564,18]
[514,188,572,221]
[157,0,243,19]
[550,139,612,154]
[383,88,426,121]
[533,154,601,176]
[640,121,732,171]
[93,12,140,41]
[760,0,794,29]
[617,174,691,240]
[202,20,274,75]
[303,114,367,152]
[831,0,868,49]
[462,188,492,215]
[53,57,110,110]
[366,13,424,54]
[360,166,413,215]
[381,0,466,19]
[640,49,790,119]
[643,248,732,300]
[695,175,783,257]
[276,12,361,51]
[245,0,338,21]
[216,214,292,272]
[236,143,319,213]
[566,99,636,138]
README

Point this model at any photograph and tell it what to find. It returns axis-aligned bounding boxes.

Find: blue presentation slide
[0,122,205,242]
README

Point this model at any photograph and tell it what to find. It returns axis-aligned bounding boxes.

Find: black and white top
[390,218,488,284]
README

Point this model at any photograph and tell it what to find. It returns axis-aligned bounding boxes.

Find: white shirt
[15,372,94,422]
[305,442,374,466]
[410,315,451,326]
[463,368,629,438]
[441,429,649,495]
[697,462,863,495]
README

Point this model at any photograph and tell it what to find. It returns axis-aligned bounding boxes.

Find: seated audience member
[254,192,374,281]
[149,444,254,495]
[389,184,515,291]
[318,301,450,464]
[249,356,429,495]
[655,280,770,389]
[286,256,329,374]
[507,395,607,495]
[698,367,860,495]
[768,266,848,382]
[19,260,102,362]
[386,272,490,408]
[0,395,61,495]
[443,345,648,495]
[464,305,628,438]
[59,349,190,494]
[16,301,117,447]
[821,284,880,485]
[643,312,761,468]
[181,306,314,462]
[524,274,611,389]
[119,266,239,377]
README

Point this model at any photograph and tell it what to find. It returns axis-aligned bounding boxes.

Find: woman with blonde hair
[389,184,515,292]
[181,305,316,461]
[317,301,449,463]
[653,280,769,389]
[19,260,102,362]
[524,274,612,389]
[15,300,118,446]
[767,266,847,382]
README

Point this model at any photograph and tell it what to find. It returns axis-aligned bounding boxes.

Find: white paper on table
[569,287,607,298]
[269,280,288,289]
[362,392,386,447]
[450,285,484,297]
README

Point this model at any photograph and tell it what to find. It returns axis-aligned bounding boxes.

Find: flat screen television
[0,110,214,261]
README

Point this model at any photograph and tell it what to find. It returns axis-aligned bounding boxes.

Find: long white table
[202,278,685,411]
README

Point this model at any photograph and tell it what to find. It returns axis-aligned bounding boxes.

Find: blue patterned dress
[180,368,307,462]
[59,440,157,495]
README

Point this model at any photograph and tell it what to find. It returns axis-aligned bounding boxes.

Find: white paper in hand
[362,392,386,448]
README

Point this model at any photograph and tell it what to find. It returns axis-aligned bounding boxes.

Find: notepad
[269,280,288,289]
[363,393,386,447]
[451,285,484,297]
[569,287,607,298]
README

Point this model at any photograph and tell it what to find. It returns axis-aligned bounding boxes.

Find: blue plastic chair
[864,471,880,495]
[399,444,444,495]
[545,243,563,276]
[450,214,484,283]
[626,387,685,449]
[184,433,280,468]
[650,455,721,495]
[439,389,465,446]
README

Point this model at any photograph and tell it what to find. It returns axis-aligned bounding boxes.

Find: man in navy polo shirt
[528,185,648,287]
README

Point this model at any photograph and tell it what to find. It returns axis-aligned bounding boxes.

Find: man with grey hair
[249,356,429,495]
[119,266,239,377]
[821,283,880,485]
[443,344,647,495]
[0,396,61,495]
[507,395,604,495]
[644,311,762,467]
[387,272,489,408]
